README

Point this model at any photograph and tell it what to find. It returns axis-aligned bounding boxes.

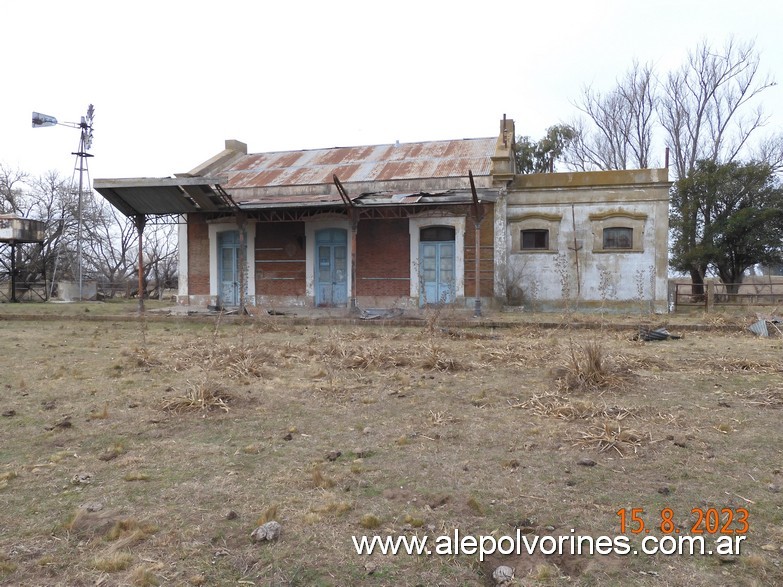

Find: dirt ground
[0,303,781,586]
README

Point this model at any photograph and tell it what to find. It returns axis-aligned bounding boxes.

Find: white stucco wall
[505,170,670,312]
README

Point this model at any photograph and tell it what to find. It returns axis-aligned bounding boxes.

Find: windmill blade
[84,104,95,150]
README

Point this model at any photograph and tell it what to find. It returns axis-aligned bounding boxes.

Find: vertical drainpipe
[135,214,146,314]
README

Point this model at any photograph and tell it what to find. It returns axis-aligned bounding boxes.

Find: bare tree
[82,196,138,296]
[1,163,183,302]
[566,61,657,170]
[26,172,79,286]
[750,134,783,171]
[139,223,178,300]
[0,168,76,291]
[659,38,776,180]
[0,165,28,215]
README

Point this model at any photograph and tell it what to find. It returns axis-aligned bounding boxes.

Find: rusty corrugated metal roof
[224,137,496,189]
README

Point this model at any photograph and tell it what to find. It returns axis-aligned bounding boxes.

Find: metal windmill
[32,104,95,300]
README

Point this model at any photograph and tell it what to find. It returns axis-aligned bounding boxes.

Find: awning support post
[333,174,359,312]
[135,214,146,314]
[469,171,484,318]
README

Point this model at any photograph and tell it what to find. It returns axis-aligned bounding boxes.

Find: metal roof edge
[94,176,226,188]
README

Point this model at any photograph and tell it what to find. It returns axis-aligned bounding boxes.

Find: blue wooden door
[218,231,240,306]
[420,240,455,305]
[315,229,348,306]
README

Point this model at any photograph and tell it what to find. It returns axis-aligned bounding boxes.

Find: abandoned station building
[94,118,671,313]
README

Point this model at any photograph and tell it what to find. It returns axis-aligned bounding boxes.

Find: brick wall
[463,204,495,297]
[188,215,210,295]
[187,212,493,303]
[255,222,306,296]
[356,219,410,297]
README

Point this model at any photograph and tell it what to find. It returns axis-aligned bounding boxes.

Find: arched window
[420,226,455,242]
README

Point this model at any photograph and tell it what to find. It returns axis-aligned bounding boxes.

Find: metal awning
[232,189,499,210]
[93,177,237,217]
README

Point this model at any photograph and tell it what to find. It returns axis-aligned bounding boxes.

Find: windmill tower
[32,105,95,300]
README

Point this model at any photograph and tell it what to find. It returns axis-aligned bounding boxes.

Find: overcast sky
[2,0,782,183]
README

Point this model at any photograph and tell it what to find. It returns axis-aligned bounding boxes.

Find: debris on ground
[45,415,72,430]
[439,327,500,340]
[250,520,281,542]
[492,565,514,585]
[748,313,783,337]
[635,327,682,342]
[359,307,404,320]
[71,472,93,485]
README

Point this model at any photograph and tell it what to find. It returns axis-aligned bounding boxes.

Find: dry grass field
[0,303,782,586]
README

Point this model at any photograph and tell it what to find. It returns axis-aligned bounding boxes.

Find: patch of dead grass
[105,518,158,549]
[572,420,649,456]
[91,551,133,572]
[161,377,232,413]
[66,509,124,540]
[711,357,782,373]
[312,466,336,489]
[0,470,19,489]
[516,392,633,422]
[737,386,783,408]
[4,317,783,586]
[256,505,279,525]
[359,514,381,529]
[130,564,162,586]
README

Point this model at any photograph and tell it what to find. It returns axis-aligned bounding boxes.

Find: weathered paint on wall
[505,169,670,312]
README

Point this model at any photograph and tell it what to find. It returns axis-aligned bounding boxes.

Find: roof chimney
[225,140,247,154]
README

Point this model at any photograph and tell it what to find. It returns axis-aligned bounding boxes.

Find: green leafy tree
[514,125,576,173]
[670,160,783,294]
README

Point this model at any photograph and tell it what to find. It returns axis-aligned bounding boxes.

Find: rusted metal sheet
[224,138,495,190]
[93,177,236,216]
[93,137,500,216]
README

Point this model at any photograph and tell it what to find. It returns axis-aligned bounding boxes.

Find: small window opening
[521,229,549,250]
[603,227,633,249]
